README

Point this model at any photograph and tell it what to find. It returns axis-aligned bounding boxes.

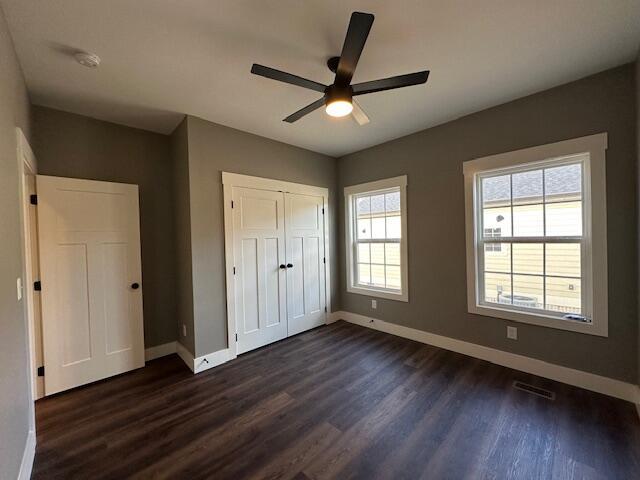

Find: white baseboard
[194,348,234,374]
[326,311,342,324]
[144,341,177,361]
[18,429,36,480]
[335,311,640,404]
[174,342,233,374]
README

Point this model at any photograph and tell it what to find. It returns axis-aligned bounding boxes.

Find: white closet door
[285,193,326,335]
[233,187,287,354]
[37,176,144,395]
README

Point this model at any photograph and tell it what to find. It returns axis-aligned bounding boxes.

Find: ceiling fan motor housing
[324,84,353,106]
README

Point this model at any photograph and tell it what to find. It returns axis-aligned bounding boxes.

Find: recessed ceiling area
[2,0,639,157]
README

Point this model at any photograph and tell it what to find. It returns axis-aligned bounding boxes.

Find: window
[483,227,502,251]
[464,134,608,336]
[345,176,408,301]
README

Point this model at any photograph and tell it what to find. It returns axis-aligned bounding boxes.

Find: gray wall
[0,4,32,479]
[32,106,177,348]
[171,117,195,352]
[176,115,338,357]
[338,64,638,383]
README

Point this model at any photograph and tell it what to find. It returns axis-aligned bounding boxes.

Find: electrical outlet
[182,324,187,337]
[371,299,377,309]
[16,278,22,301]
[507,326,518,340]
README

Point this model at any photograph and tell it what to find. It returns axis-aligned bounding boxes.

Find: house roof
[483,163,582,204]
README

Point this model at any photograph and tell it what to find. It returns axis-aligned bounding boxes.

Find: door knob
[279,264,286,269]
[131,282,140,290]
[286,263,294,268]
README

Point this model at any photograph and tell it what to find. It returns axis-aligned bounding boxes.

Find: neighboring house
[354,191,402,289]
[481,164,582,314]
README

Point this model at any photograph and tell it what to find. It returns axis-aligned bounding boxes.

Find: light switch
[16,277,22,301]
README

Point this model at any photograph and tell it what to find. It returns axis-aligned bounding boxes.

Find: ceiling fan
[251,11,430,125]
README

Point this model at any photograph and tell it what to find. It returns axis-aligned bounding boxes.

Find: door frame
[16,127,40,443]
[222,172,331,358]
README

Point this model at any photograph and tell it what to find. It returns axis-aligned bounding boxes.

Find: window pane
[512,275,544,309]
[482,175,510,207]
[385,191,401,214]
[386,266,401,289]
[512,243,543,275]
[484,243,511,273]
[545,163,582,202]
[546,243,581,278]
[513,169,543,205]
[484,272,511,304]
[371,217,386,239]
[370,243,384,264]
[356,196,371,217]
[546,201,582,236]
[513,204,543,236]
[545,277,581,314]
[371,264,385,287]
[386,216,401,239]
[370,194,385,214]
[385,243,400,265]
[357,264,371,285]
[483,207,511,237]
[357,243,370,263]
[357,218,371,239]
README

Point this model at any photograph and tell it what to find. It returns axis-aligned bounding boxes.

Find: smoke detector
[74,52,100,68]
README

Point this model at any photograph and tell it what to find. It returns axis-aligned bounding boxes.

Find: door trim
[16,127,38,451]
[222,172,331,358]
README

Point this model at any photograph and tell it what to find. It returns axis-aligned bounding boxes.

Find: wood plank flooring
[33,321,640,479]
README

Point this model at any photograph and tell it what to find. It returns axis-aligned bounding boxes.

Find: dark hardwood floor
[33,321,640,479]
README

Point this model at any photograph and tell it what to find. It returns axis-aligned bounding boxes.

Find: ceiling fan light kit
[324,84,353,117]
[251,12,429,125]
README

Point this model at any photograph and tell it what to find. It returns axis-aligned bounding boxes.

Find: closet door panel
[285,193,327,336]
[233,187,287,354]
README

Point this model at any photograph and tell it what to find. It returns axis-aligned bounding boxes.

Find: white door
[37,176,144,395]
[233,187,287,354]
[285,193,327,335]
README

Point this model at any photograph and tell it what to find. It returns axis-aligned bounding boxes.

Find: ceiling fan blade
[351,99,370,125]
[251,64,326,93]
[335,12,374,86]
[352,71,430,96]
[283,97,326,123]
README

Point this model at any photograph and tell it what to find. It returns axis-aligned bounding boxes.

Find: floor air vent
[512,381,556,400]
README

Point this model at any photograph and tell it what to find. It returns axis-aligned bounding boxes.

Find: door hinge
[324,306,327,313]
[233,267,236,275]
[30,194,38,205]
[323,257,326,264]
[33,281,42,291]
[231,200,234,208]
[37,366,44,377]
[235,333,238,341]
[322,207,325,214]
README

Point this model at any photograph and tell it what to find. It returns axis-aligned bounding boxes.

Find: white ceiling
[3,0,640,157]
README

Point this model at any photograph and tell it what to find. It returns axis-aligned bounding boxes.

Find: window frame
[345,175,409,302]
[463,133,608,337]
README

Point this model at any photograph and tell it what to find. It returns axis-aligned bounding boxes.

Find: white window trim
[463,133,608,337]
[345,175,409,302]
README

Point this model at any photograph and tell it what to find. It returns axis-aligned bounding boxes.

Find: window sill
[347,285,408,302]
[468,303,607,337]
